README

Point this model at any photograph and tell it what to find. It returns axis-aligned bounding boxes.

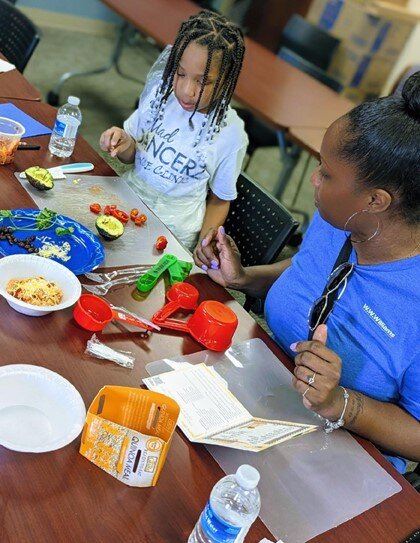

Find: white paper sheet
[0,59,15,73]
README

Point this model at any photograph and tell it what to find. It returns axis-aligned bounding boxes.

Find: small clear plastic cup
[0,117,25,165]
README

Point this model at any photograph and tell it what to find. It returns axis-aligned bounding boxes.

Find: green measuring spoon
[167,259,193,285]
[136,254,178,292]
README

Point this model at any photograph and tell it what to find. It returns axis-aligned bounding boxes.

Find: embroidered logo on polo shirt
[363,304,395,338]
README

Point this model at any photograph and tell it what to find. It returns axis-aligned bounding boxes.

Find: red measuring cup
[73,294,153,332]
[152,283,238,351]
[151,282,199,322]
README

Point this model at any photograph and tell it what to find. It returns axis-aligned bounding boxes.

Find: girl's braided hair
[158,10,245,128]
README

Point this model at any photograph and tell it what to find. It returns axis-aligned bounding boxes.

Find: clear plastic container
[189,464,261,543]
[48,96,82,158]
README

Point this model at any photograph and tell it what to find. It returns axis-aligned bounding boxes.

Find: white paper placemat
[146,339,401,543]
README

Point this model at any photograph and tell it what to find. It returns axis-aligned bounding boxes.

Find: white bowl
[0,364,86,453]
[0,254,81,316]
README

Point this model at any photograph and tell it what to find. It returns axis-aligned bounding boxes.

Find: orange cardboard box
[79,386,180,487]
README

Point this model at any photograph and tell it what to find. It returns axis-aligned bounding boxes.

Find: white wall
[383,0,420,93]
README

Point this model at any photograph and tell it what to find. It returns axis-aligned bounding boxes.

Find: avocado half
[25,166,54,191]
[95,215,124,241]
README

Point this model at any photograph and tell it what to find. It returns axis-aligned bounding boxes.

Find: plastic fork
[81,276,140,296]
[85,265,152,283]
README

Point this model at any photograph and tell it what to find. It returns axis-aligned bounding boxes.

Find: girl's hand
[195,226,245,288]
[193,227,220,269]
[99,127,133,157]
[291,325,344,421]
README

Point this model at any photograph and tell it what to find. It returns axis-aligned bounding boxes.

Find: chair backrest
[0,0,40,72]
[224,172,299,268]
[279,47,343,93]
[279,14,340,71]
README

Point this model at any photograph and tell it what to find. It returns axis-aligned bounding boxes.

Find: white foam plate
[0,254,81,317]
[0,364,86,453]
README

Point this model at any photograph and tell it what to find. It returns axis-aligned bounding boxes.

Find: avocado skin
[95,215,124,241]
[25,166,54,191]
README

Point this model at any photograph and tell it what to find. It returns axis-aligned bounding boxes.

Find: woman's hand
[99,127,134,158]
[194,226,246,288]
[291,325,345,420]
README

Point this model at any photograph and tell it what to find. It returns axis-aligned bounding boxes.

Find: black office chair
[0,0,40,73]
[279,14,340,71]
[224,172,299,311]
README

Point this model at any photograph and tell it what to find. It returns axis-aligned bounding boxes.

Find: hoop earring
[343,209,380,243]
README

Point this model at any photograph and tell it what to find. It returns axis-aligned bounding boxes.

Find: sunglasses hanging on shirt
[308,237,354,340]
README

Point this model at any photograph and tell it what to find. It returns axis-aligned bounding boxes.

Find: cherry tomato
[111,208,129,224]
[155,235,168,251]
[89,203,101,214]
[134,213,147,226]
[103,205,112,215]
[109,204,117,210]
[130,208,139,220]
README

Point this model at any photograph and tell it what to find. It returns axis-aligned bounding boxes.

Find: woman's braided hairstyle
[158,10,245,128]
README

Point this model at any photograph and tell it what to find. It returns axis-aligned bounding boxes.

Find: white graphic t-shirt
[123,50,248,249]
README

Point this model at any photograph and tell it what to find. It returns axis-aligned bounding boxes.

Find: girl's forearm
[199,194,230,240]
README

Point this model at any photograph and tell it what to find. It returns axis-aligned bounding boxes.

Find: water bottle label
[53,119,79,139]
[200,502,241,543]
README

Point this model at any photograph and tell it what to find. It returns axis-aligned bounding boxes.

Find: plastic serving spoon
[19,162,94,180]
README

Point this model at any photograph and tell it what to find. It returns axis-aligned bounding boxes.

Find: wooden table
[289,126,326,157]
[1,98,420,543]
[0,53,41,101]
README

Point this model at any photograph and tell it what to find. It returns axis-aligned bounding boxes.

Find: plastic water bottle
[48,96,82,158]
[188,464,261,543]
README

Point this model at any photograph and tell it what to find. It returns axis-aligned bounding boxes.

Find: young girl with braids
[100,10,247,253]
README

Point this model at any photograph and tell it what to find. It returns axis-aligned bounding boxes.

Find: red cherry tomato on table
[130,208,139,220]
[155,235,168,251]
[89,203,101,214]
[103,205,112,215]
[111,209,130,224]
[134,213,147,226]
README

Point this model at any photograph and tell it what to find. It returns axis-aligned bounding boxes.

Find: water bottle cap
[235,464,260,490]
[67,96,80,106]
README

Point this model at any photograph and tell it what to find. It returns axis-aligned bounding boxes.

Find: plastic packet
[85,334,135,369]
[84,265,152,283]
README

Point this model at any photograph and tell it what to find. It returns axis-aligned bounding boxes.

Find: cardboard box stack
[307,0,415,102]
